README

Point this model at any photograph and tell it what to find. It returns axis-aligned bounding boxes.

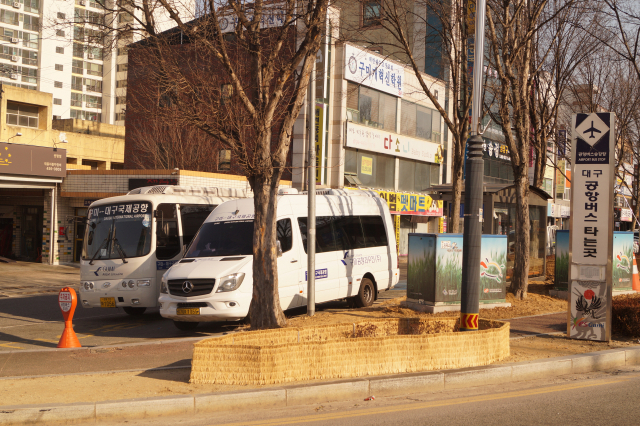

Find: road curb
[2,346,639,425]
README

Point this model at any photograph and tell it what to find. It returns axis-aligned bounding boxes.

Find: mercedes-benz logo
[182,281,194,294]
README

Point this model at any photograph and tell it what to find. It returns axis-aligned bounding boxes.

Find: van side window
[179,204,216,249]
[276,218,292,253]
[156,203,181,259]
[360,215,388,248]
[333,216,365,250]
[298,217,338,254]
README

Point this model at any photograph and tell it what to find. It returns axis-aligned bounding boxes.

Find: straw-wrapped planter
[190,317,509,385]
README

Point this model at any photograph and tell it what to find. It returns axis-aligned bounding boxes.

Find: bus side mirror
[276,240,283,257]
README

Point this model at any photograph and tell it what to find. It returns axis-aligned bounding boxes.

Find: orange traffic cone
[57,287,81,348]
[633,254,640,291]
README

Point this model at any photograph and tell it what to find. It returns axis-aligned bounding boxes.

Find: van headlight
[216,273,245,293]
[160,278,168,294]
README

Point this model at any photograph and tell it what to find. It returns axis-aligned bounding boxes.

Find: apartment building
[0,0,193,126]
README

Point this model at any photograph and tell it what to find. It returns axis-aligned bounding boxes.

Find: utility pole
[307,60,316,316]
[460,0,486,331]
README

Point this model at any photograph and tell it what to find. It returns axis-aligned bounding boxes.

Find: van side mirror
[276,240,283,257]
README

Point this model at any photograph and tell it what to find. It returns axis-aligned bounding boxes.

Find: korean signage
[0,142,66,178]
[568,112,615,342]
[556,160,566,196]
[344,44,404,97]
[315,104,325,184]
[620,208,632,222]
[346,122,442,164]
[128,178,177,191]
[374,189,443,216]
[482,139,511,161]
[217,3,286,33]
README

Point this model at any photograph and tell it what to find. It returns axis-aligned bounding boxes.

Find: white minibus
[159,189,400,329]
[79,185,249,315]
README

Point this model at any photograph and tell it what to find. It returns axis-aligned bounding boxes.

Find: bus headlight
[137,279,151,287]
[216,273,245,293]
[83,282,94,291]
[160,278,168,294]
[128,280,135,288]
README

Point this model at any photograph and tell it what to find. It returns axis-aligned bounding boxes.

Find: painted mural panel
[407,234,435,302]
[569,280,608,340]
[479,235,507,301]
[555,230,570,291]
[613,232,633,290]
[434,235,463,303]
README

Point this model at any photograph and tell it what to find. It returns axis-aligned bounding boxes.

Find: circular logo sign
[348,55,357,75]
[182,281,194,294]
[219,17,229,31]
[59,291,72,312]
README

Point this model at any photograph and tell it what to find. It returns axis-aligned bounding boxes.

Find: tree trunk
[511,172,530,299]
[248,166,287,329]
[450,136,464,233]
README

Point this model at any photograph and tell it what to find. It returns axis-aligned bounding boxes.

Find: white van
[159,189,400,329]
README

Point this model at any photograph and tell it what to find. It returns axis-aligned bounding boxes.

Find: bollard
[57,287,81,348]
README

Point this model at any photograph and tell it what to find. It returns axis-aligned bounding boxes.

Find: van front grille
[168,279,216,297]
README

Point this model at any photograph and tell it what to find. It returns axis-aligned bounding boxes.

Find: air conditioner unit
[10,38,18,44]
[10,55,18,62]
[79,0,86,5]
[87,53,94,59]
[10,73,19,80]
[12,1,20,8]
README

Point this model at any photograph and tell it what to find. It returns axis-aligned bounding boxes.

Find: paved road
[92,366,640,426]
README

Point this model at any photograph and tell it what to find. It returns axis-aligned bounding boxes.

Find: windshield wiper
[111,223,128,264]
[89,235,110,265]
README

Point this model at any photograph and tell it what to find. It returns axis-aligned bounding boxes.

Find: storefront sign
[621,208,632,222]
[569,112,616,342]
[0,142,66,178]
[128,178,177,191]
[218,3,286,33]
[482,139,510,161]
[374,189,443,216]
[344,44,404,97]
[556,160,566,196]
[346,122,442,164]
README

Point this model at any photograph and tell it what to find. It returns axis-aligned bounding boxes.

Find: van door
[297,217,340,304]
[275,218,301,310]
[333,216,367,298]
[155,203,181,304]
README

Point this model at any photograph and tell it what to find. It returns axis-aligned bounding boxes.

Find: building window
[57,12,66,19]
[85,61,102,76]
[56,46,64,54]
[221,84,233,103]
[218,150,231,171]
[22,15,39,31]
[116,79,127,88]
[398,158,439,193]
[117,63,128,72]
[71,76,83,91]
[73,43,84,58]
[362,0,381,27]
[53,98,62,105]
[84,78,102,92]
[71,92,83,107]
[72,59,83,74]
[344,148,395,190]
[117,47,128,56]
[346,82,397,132]
[116,96,126,105]
[53,115,61,120]
[400,100,442,142]
[6,102,39,128]
[115,111,126,121]
[55,64,63,71]
[85,94,101,108]
[56,29,65,37]
[54,81,63,88]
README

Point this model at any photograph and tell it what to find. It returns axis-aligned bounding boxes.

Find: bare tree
[54,0,331,328]
[485,0,574,298]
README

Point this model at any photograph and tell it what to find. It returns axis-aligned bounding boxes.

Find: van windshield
[83,201,153,260]
[186,220,254,258]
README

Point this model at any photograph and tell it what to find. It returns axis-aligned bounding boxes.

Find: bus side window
[156,203,181,260]
[276,218,292,253]
[360,216,388,248]
[179,204,216,249]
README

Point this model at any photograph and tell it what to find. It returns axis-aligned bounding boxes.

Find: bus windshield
[185,220,254,258]
[83,201,153,261]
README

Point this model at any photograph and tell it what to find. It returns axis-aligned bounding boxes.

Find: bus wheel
[173,321,198,331]
[354,278,374,308]
[123,307,146,316]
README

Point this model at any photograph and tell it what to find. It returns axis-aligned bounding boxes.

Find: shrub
[612,294,640,337]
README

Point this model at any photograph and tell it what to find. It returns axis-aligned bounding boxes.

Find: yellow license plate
[176,308,200,315]
[100,297,116,308]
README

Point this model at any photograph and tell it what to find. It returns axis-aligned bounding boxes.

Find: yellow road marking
[34,338,58,343]
[0,343,23,349]
[214,376,636,426]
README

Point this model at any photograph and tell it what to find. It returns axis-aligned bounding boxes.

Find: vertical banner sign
[568,113,616,341]
[394,215,400,255]
[315,104,325,184]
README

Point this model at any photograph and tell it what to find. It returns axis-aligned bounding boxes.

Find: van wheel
[173,321,198,331]
[354,278,375,308]
[123,307,146,316]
